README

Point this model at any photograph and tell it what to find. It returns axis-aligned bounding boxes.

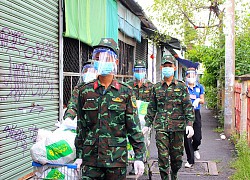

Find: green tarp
[64,0,118,46]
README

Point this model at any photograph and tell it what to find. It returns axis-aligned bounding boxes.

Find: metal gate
[0,0,59,179]
[234,83,242,133]
[63,37,92,107]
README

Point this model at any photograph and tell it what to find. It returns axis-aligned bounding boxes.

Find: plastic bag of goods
[30,128,76,165]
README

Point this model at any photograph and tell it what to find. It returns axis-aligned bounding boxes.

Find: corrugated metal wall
[0,0,59,179]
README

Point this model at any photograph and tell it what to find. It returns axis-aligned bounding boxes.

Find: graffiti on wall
[0,26,56,102]
[3,124,39,155]
[0,27,58,155]
[18,103,44,114]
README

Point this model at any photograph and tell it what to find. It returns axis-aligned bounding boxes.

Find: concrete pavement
[136,106,236,180]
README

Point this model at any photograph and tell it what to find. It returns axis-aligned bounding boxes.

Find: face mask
[162,67,174,78]
[82,73,96,83]
[187,78,196,84]
[94,61,114,76]
[134,72,145,80]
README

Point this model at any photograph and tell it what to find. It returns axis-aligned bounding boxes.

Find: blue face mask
[134,72,145,80]
[94,61,114,76]
[82,73,96,83]
[162,67,174,78]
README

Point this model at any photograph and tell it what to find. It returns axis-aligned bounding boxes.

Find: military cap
[93,38,119,55]
[134,60,147,68]
[161,55,176,65]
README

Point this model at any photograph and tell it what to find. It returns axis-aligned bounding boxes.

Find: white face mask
[187,78,196,84]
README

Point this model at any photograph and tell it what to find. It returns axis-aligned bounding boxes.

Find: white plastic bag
[36,129,53,142]
[30,128,76,165]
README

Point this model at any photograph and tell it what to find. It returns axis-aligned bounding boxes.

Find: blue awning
[176,57,199,69]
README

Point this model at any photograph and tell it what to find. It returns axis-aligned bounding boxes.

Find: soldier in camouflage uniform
[74,38,146,180]
[126,61,154,102]
[143,55,195,180]
[126,60,153,175]
[63,61,96,121]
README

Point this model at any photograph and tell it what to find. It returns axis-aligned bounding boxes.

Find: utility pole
[224,0,235,137]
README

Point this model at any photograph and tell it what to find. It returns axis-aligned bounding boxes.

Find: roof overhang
[142,27,182,50]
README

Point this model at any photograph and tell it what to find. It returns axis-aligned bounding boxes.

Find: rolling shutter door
[0,0,59,179]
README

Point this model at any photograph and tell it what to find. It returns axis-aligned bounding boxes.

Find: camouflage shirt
[75,78,145,167]
[63,82,85,120]
[126,80,154,102]
[145,78,194,131]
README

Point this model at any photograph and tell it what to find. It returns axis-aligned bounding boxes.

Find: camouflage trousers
[155,131,184,180]
[81,165,126,180]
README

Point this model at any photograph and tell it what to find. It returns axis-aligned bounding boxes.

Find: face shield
[133,67,147,80]
[186,70,197,84]
[92,48,117,76]
[81,64,97,83]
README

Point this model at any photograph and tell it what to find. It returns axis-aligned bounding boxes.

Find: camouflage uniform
[63,82,85,120]
[126,61,153,175]
[126,80,154,102]
[75,78,145,179]
[145,77,194,179]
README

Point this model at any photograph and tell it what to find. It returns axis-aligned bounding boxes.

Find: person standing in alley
[184,67,205,168]
[63,61,97,121]
[126,60,154,174]
[143,55,195,180]
[74,38,145,180]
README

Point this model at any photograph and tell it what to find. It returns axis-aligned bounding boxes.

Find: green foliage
[202,86,218,109]
[213,127,224,133]
[187,44,225,87]
[230,134,250,180]
[150,0,224,43]
[235,30,250,76]
[200,70,216,87]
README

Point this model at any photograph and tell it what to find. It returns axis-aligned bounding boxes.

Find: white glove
[74,159,82,171]
[186,126,194,138]
[142,127,151,135]
[192,98,200,108]
[134,160,144,178]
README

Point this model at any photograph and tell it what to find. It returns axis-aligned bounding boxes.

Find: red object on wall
[150,54,154,59]
[247,85,250,146]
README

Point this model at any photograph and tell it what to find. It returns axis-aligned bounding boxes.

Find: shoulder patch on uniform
[131,95,137,108]
[174,88,181,92]
[112,97,123,102]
